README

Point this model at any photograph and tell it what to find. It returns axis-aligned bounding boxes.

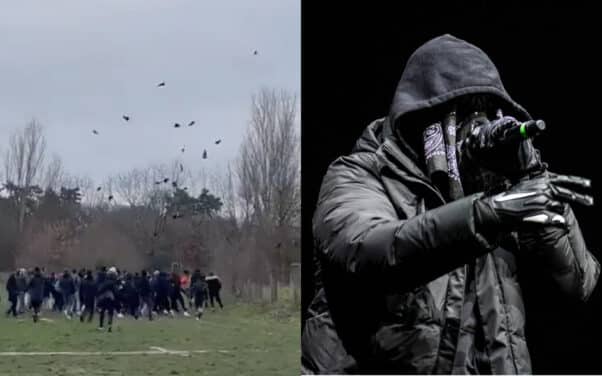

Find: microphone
[496,119,546,145]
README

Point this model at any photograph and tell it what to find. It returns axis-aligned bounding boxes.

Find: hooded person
[190,270,208,320]
[155,271,171,315]
[122,273,140,319]
[137,270,154,320]
[5,271,19,317]
[301,34,600,374]
[80,270,97,323]
[169,271,189,316]
[205,272,223,310]
[27,267,45,322]
[15,268,27,314]
[96,267,118,332]
[59,270,75,319]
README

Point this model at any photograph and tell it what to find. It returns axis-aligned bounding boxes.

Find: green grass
[0,301,300,376]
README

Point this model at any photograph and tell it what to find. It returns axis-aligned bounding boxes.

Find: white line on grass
[0,351,166,356]
[149,346,168,353]
[0,347,268,357]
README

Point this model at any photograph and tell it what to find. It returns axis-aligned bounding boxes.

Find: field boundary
[0,347,268,357]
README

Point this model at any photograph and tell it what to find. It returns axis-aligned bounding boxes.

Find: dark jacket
[191,272,208,299]
[80,276,97,303]
[170,273,182,295]
[59,274,75,296]
[43,276,52,298]
[97,276,117,302]
[27,273,45,303]
[122,277,138,303]
[206,275,221,294]
[6,274,18,300]
[155,273,170,297]
[137,276,151,298]
[15,273,27,293]
[301,34,600,374]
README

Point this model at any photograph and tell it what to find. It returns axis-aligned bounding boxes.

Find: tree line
[0,88,300,302]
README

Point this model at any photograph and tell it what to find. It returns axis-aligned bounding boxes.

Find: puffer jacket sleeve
[518,204,600,301]
[313,152,496,292]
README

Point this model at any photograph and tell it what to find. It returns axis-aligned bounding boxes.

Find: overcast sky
[0,0,300,190]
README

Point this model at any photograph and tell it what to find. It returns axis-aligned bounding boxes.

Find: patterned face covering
[423,101,513,201]
[422,111,464,201]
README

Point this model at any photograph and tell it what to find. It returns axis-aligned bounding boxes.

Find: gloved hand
[474,172,593,234]
[463,115,546,180]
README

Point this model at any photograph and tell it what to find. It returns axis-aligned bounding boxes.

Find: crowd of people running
[4,266,224,332]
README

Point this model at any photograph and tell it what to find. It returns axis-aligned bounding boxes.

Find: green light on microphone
[520,123,528,139]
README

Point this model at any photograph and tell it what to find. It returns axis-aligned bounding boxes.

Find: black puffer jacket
[27,273,45,303]
[301,34,600,374]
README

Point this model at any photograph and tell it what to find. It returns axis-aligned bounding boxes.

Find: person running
[137,270,154,321]
[205,272,224,310]
[170,271,189,316]
[59,270,75,319]
[15,269,27,314]
[27,267,45,323]
[96,267,118,332]
[5,271,18,318]
[80,270,97,323]
[42,270,52,309]
[190,270,208,320]
[180,270,191,309]
[155,271,170,315]
[72,269,81,313]
[123,273,139,319]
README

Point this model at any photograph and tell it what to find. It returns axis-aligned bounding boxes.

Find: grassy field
[0,296,300,376]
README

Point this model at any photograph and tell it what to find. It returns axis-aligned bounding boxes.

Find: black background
[302,1,602,373]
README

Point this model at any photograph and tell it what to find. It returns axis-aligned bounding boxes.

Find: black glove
[474,172,593,234]
[463,115,546,180]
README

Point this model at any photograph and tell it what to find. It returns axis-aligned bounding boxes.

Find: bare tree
[235,88,300,302]
[212,163,239,221]
[3,120,47,232]
[42,153,64,191]
[237,88,299,226]
[112,167,150,207]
